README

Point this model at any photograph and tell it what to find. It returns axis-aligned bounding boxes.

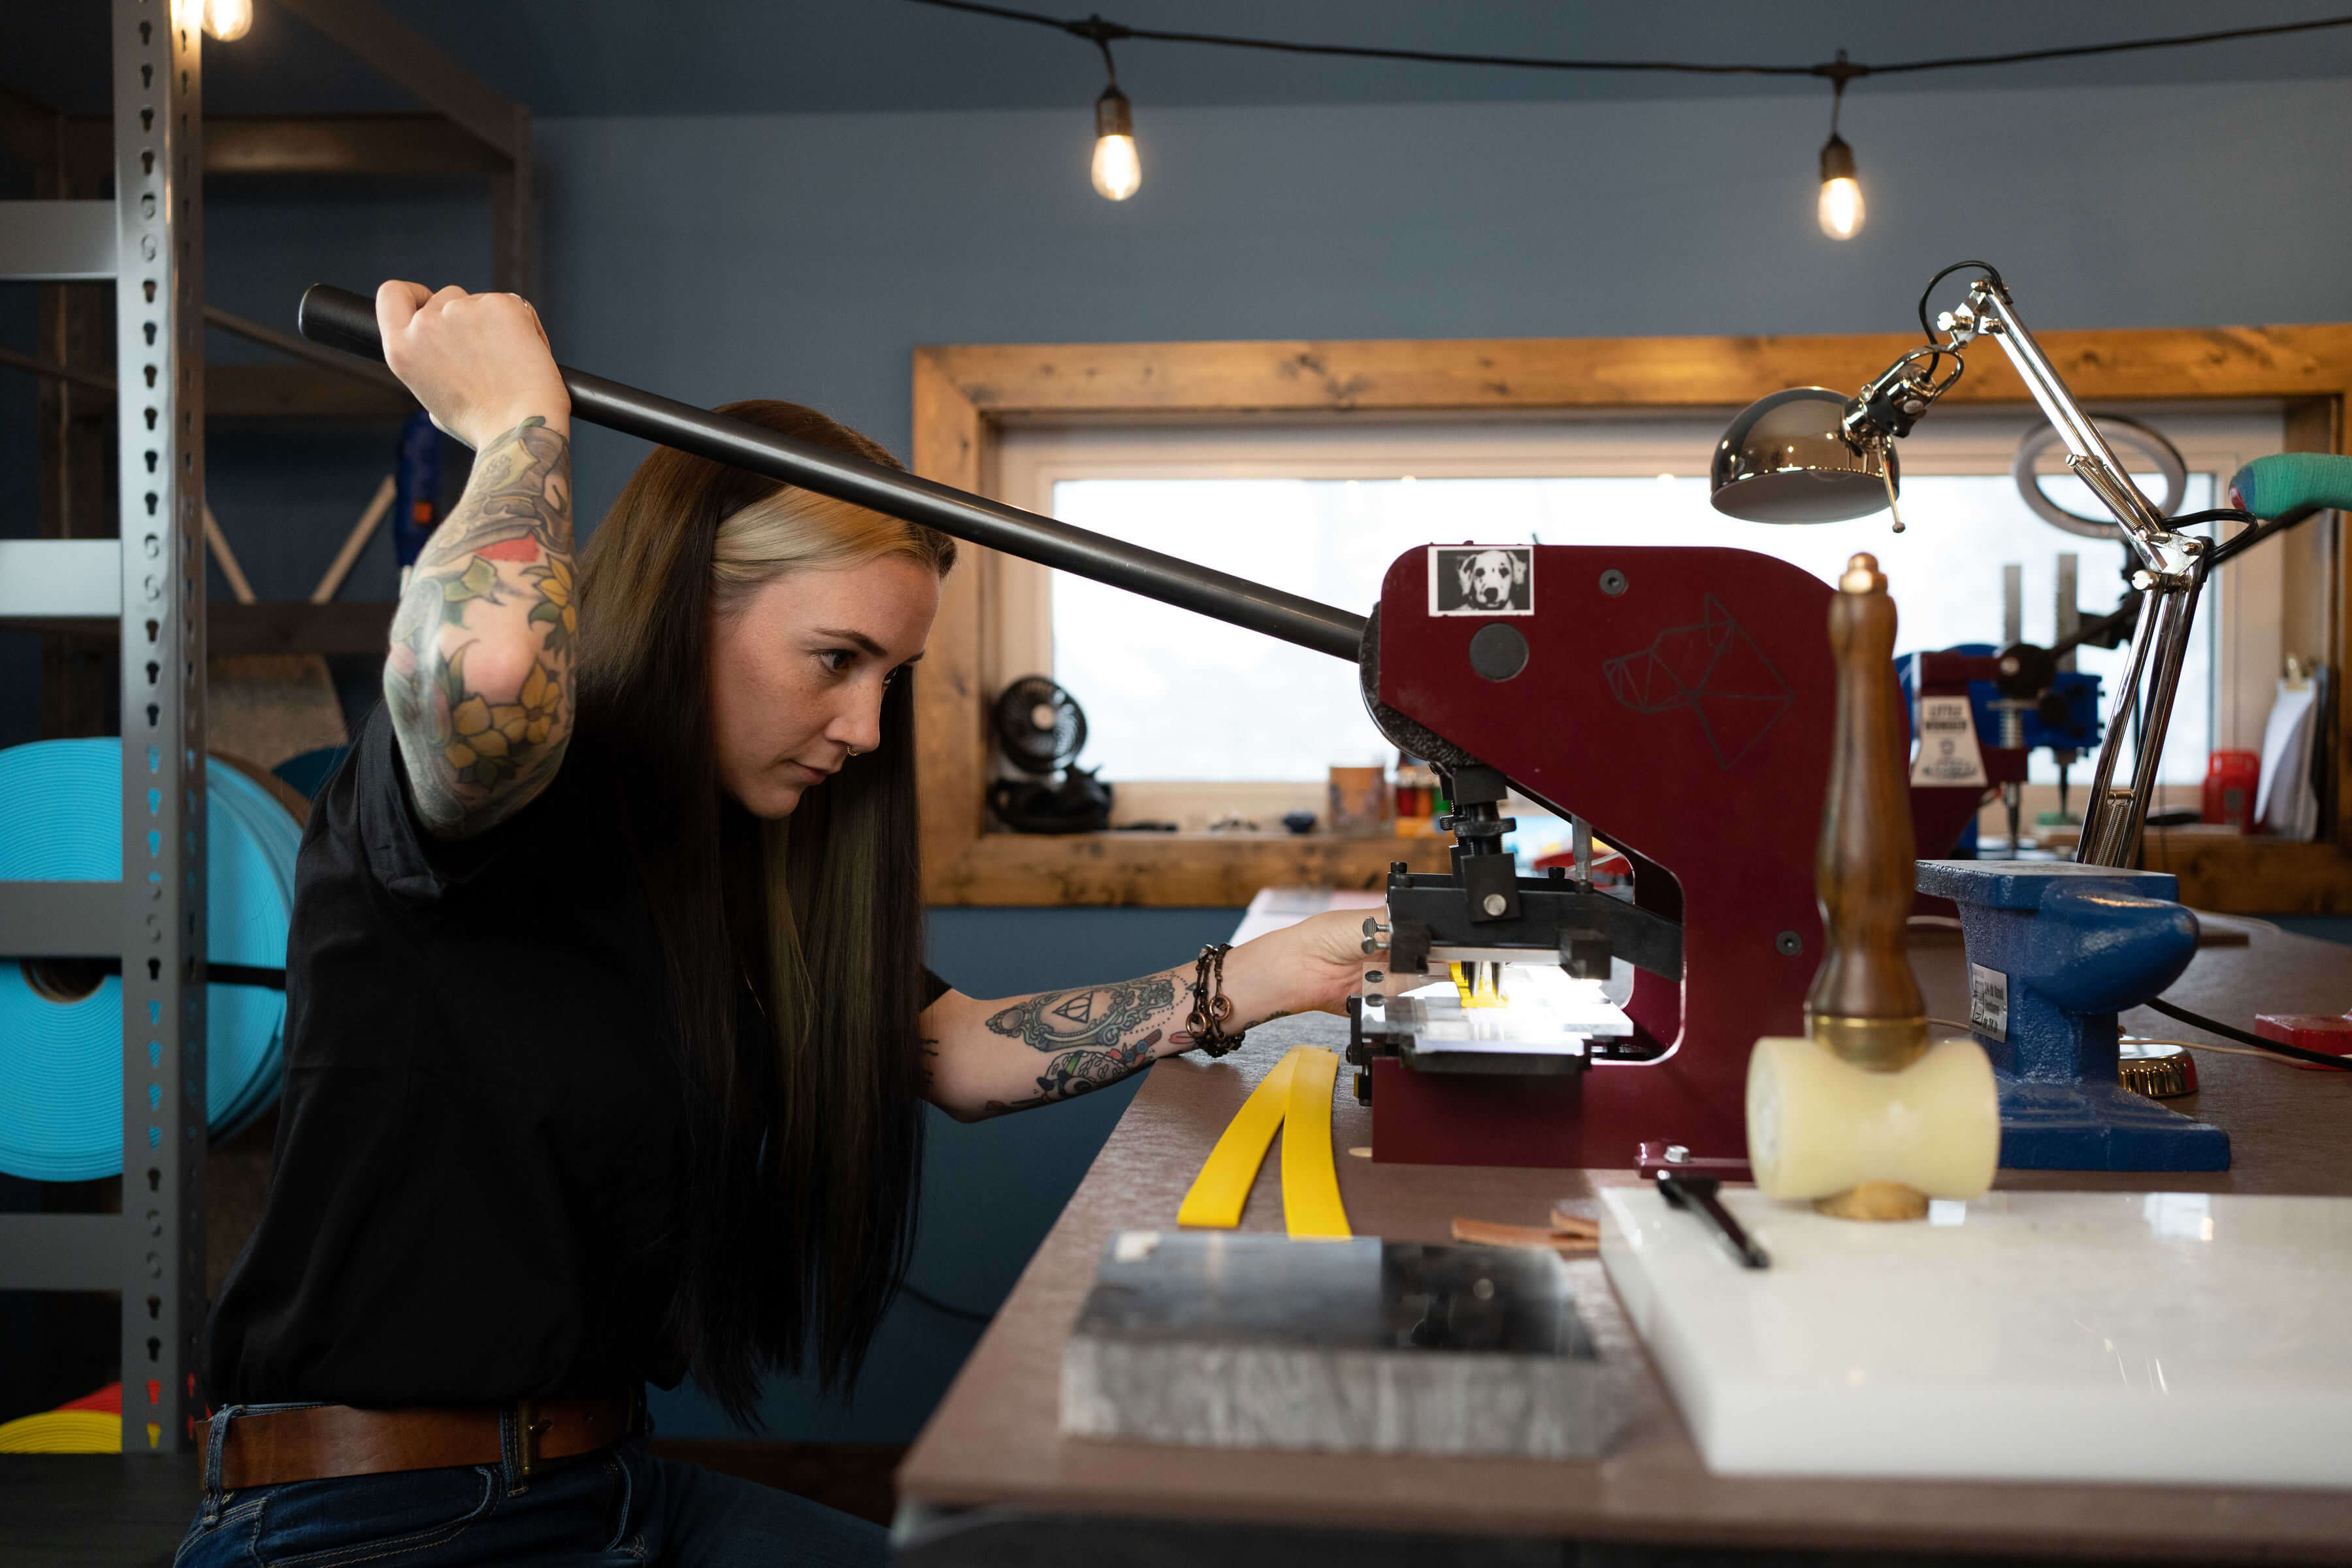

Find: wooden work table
[894,924,2352,1564]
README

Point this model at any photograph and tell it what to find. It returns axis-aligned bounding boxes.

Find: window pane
[1049,473,2212,785]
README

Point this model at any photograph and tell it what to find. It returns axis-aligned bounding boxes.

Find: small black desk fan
[990,675,1114,834]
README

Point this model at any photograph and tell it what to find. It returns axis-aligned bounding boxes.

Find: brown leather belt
[209,1396,635,1490]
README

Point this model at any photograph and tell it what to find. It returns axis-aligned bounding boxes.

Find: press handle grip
[1805,552,1928,1068]
[295,284,388,363]
[2228,452,2352,525]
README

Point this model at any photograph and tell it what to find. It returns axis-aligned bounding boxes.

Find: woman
[178,284,1375,1567]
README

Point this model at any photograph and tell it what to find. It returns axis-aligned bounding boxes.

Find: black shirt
[207,707,948,1406]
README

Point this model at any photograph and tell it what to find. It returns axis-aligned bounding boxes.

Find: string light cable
[2144,996,2352,1071]
[909,3,2352,214]
[909,3,2352,82]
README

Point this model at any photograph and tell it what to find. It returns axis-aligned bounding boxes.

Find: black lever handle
[295,285,1367,664]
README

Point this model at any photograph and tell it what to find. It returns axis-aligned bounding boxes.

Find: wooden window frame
[911,327,2352,911]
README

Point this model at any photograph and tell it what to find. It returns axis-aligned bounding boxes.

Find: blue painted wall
[8,73,2352,1439]
[531,78,2352,531]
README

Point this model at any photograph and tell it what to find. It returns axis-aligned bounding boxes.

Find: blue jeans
[174,1407,889,1567]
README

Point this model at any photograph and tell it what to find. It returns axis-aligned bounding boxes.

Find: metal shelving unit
[1,0,534,1457]
[0,0,208,1455]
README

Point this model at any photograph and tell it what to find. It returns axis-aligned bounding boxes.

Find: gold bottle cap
[2118,1039,2198,1099]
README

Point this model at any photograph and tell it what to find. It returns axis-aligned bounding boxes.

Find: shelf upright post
[113,0,207,1455]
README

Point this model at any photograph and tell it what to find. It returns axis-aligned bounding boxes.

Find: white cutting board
[1599,1184,2352,1488]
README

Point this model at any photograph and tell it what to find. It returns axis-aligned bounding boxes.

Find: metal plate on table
[1062,1230,1624,1457]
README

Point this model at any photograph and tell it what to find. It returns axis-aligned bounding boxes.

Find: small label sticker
[1428,545,1533,616]
[1968,962,2009,1040]
[1911,693,1989,787]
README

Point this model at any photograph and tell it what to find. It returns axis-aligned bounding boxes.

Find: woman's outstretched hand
[376,281,570,450]
[1220,906,1384,1029]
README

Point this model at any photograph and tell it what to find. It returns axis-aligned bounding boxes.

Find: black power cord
[2145,996,2351,1071]
[897,1282,996,1326]
[908,3,2352,87]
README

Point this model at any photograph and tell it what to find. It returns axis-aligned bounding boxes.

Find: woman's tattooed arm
[916,966,1303,1120]
[918,914,1380,1121]
[978,974,1180,1114]
[382,417,577,839]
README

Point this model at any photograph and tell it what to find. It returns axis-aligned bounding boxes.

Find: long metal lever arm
[295,285,1368,664]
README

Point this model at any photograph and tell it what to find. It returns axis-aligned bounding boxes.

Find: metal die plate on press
[1362,968,1631,1077]
[1598,1184,2352,1486]
[1060,1230,1624,1458]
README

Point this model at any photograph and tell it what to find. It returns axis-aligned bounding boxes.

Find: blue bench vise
[1914,860,2227,1171]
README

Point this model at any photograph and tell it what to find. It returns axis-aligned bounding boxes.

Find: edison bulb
[203,0,253,40]
[1092,134,1141,201]
[1816,131,1863,240]
[1818,175,1865,239]
[1091,86,1140,201]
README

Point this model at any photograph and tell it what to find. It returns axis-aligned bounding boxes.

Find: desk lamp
[1710,262,2210,868]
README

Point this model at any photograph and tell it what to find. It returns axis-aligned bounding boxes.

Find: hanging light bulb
[1092,84,1140,201]
[202,0,253,41]
[1815,61,1863,240]
[1818,135,1863,239]
[1072,21,1141,202]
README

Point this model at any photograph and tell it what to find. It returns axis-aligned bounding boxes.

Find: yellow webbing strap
[1281,1047,1352,1239]
[1175,1047,1301,1229]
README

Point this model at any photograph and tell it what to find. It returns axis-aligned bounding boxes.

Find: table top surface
[897,923,2352,1560]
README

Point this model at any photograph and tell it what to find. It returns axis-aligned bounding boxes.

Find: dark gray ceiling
[12,1,2352,121]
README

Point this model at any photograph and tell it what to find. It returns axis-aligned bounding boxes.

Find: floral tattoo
[384,416,576,837]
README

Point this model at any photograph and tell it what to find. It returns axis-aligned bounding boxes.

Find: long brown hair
[573,400,956,1424]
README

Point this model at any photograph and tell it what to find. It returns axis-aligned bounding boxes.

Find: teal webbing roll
[0,740,302,1181]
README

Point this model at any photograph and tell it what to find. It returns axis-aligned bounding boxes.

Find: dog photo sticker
[1428,544,1534,617]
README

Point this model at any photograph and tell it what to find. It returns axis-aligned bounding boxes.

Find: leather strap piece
[212,1396,634,1490]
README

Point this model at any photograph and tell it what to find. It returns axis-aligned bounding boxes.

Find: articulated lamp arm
[1713,264,2210,869]
[1904,278,2210,867]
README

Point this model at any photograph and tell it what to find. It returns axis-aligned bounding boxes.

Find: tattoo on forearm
[986,975,1175,1054]
[384,417,576,837]
[980,975,1179,1113]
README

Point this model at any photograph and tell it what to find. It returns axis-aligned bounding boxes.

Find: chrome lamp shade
[1710,387,1895,523]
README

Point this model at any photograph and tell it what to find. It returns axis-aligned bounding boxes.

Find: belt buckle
[513,1399,552,1479]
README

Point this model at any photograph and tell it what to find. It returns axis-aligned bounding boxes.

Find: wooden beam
[911,348,990,901]
[0,344,113,395]
[2280,398,2344,850]
[0,83,61,173]
[2142,834,2352,915]
[204,305,406,391]
[205,364,413,421]
[204,114,506,175]
[489,106,533,295]
[921,324,2352,417]
[934,832,1454,907]
[265,0,522,161]
[23,602,398,657]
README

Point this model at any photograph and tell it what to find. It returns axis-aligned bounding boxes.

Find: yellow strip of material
[1175,1048,1301,1229]
[0,1411,119,1453]
[1281,1047,1352,1239]
[1449,960,1505,1008]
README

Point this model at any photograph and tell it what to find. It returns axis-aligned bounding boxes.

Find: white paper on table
[2254,676,2320,840]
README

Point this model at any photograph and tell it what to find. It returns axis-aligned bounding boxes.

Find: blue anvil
[1914,860,2229,1171]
